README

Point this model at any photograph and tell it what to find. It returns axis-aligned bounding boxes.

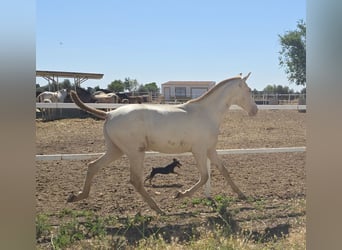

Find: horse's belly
[147,138,192,154]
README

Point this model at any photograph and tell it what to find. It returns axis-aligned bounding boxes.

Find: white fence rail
[36,102,124,109]
[36,146,306,161]
[36,103,306,110]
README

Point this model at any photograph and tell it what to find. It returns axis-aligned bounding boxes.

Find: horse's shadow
[106,208,290,247]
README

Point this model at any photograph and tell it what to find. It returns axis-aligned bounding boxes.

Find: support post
[205,158,211,198]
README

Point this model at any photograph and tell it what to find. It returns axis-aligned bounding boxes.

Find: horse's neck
[185,81,236,123]
[57,90,67,101]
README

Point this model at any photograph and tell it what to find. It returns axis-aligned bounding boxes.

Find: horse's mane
[186,76,241,104]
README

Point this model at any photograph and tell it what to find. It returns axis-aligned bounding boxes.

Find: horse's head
[57,89,68,102]
[61,88,68,94]
[231,72,258,116]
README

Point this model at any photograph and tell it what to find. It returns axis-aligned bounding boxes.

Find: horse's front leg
[207,148,246,199]
[175,150,208,199]
[128,152,164,215]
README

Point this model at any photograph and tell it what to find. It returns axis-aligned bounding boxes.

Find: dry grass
[55,226,305,250]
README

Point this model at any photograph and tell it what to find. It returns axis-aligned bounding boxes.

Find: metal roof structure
[36,70,104,89]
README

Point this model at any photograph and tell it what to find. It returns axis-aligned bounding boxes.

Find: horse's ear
[243,72,251,81]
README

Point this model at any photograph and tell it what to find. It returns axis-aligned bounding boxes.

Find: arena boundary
[36,146,306,161]
[36,103,306,110]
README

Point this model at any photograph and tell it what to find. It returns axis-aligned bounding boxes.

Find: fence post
[205,158,211,198]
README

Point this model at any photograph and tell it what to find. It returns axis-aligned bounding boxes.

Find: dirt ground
[36,109,306,243]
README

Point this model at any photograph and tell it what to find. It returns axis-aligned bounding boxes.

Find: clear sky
[36,0,306,91]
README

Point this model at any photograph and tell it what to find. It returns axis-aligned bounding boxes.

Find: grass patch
[36,214,51,241]
[85,227,305,250]
[51,218,85,249]
[36,197,306,249]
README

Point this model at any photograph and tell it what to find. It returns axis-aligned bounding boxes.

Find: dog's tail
[70,90,107,120]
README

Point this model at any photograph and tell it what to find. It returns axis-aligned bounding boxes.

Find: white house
[161,81,215,101]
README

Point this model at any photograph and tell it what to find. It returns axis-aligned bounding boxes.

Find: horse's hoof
[67,193,77,202]
[157,210,166,216]
[238,194,247,200]
[174,191,183,199]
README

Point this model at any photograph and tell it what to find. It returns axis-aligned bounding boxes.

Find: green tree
[138,82,160,93]
[60,79,72,90]
[263,84,276,93]
[108,80,124,92]
[263,84,294,94]
[93,85,101,92]
[124,77,139,91]
[279,19,306,86]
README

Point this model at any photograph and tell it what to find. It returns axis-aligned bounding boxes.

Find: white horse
[92,91,119,103]
[67,73,258,214]
[36,89,68,121]
[36,89,68,103]
[91,91,119,111]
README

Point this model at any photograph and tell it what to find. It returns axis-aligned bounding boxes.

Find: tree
[279,20,306,86]
[137,82,160,93]
[108,80,124,92]
[36,79,74,92]
[124,77,139,91]
[263,84,294,94]
[60,79,72,90]
[263,84,276,94]
[93,85,101,92]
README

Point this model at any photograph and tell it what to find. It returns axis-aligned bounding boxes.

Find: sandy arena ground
[36,109,306,243]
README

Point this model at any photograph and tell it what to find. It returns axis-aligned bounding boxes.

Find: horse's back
[107,104,186,121]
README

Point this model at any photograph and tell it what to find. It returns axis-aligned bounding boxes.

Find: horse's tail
[70,90,107,120]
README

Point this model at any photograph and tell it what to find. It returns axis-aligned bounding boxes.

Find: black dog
[144,158,182,185]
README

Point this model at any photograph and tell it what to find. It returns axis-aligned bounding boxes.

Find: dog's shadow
[150,183,183,188]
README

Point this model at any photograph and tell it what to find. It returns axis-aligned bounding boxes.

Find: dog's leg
[144,175,151,184]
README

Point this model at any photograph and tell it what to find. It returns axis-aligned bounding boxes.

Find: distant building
[161,81,215,101]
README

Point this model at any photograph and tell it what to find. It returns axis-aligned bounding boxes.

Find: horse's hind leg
[67,145,122,202]
[128,152,164,214]
[207,149,246,199]
[42,108,47,121]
